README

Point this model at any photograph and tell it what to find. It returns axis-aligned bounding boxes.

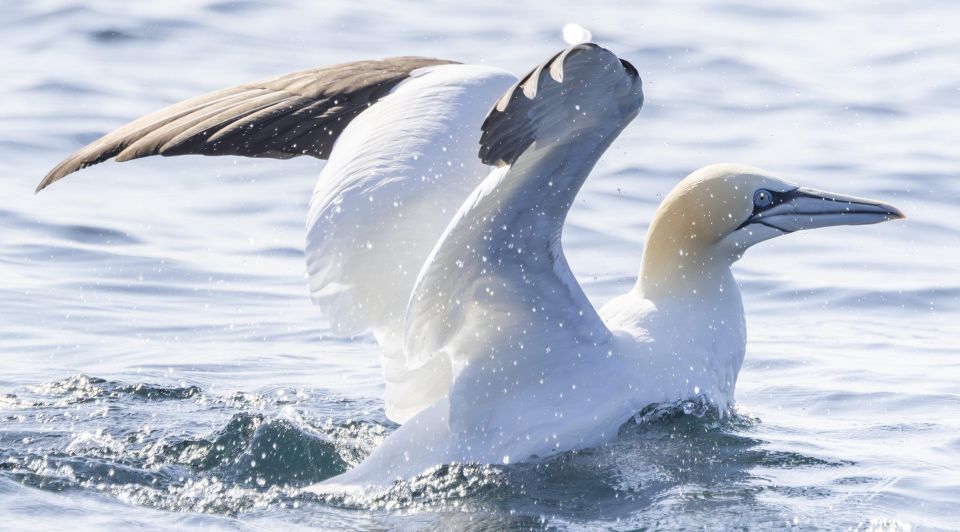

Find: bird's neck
[623,227,746,409]
[636,225,738,302]
[634,242,743,336]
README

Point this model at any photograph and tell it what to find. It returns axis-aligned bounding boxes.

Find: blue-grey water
[2,1,958,529]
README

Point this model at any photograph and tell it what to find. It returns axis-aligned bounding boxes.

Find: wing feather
[37,56,458,191]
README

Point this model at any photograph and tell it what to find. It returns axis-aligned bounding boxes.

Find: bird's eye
[753,189,774,208]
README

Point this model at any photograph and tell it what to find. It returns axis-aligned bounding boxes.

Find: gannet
[37,44,903,488]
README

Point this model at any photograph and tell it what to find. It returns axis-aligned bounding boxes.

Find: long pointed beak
[750,187,905,233]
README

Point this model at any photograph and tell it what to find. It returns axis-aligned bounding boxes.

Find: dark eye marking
[736,187,801,231]
[749,188,793,215]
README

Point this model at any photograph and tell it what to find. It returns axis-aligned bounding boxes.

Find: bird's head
[639,163,904,296]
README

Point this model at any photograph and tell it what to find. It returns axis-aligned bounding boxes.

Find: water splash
[562,23,592,45]
[0,374,911,527]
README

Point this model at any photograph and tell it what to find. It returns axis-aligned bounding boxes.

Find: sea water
[1,0,958,529]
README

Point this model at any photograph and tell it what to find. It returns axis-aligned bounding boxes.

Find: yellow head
[639,163,904,297]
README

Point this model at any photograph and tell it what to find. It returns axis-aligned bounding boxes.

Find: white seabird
[38,44,904,489]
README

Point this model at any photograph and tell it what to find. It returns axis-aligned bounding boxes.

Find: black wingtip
[478,43,642,167]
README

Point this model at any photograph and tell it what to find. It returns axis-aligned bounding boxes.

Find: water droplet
[562,23,592,45]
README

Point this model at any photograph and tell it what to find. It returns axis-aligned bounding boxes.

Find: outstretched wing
[36,56,457,192]
[303,63,517,358]
[391,44,644,432]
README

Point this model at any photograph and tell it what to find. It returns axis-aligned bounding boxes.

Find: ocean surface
[2,0,958,529]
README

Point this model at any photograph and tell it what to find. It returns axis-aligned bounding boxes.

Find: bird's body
[322,266,748,489]
[318,162,757,489]
[37,44,903,491]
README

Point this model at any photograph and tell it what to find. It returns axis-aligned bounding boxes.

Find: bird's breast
[601,284,747,411]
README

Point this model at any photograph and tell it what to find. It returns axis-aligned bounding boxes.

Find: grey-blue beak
[747,187,905,233]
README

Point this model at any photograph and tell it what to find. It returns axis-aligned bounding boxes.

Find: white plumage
[37,43,903,492]
[303,64,516,422]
